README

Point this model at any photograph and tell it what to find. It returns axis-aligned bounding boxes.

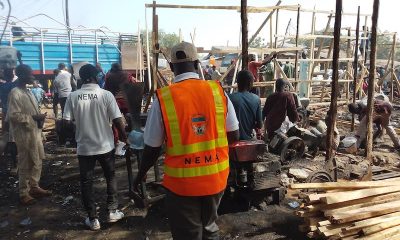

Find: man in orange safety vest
[133,41,239,240]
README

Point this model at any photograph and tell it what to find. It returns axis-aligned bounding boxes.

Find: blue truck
[0,28,139,85]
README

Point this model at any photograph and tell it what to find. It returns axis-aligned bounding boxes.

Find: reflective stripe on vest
[159,80,228,156]
[164,158,229,178]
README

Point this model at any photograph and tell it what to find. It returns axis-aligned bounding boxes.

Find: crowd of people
[1,40,400,240]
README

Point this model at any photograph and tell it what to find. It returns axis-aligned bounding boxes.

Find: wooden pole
[294,5,300,84]
[320,40,334,102]
[241,0,249,70]
[308,8,316,98]
[365,0,380,160]
[280,18,292,47]
[362,16,368,62]
[270,10,274,49]
[326,0,342,162]
[346,28,352,100]
[274,9,279,48]
[391,33,396,101]
[312,14,333,77]
[219,1,282,81]
[144,1,158,112]
[152,3,159,91]
[351,6,361,132]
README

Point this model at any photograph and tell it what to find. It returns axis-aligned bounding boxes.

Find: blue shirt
[31,87,45,105]
[97,72,105,88]
[0,80,18,114]
[229,91,262,140]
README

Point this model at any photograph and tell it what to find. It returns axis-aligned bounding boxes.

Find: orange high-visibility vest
[156,79,229,196]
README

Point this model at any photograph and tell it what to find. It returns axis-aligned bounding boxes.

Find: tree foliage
[141,29,180,50]
[159,31,180,49]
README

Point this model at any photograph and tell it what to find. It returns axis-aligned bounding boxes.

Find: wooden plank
[318,223,352,237]
[306,203,327,212]
[144,3,296,11]
[320,186,400,204]
[338,228,361,238]
[295,210,321,218]
[309,225,317,232]
[318,223,352,232]
[346,212,400,231]
[324,194,400,216]
[307,192,329,203]
[361,218,400,236]
[331,200,400,224]
[307,231,318,239]
[318,220,331,227]
[290,181,400,190]
[358,225,400,240]
[341,235,358,240]
[373,172,400,181]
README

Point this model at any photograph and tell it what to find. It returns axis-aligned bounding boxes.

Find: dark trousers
[53,93,59,118]
[59,97,67,117]
[5,142,17,168]
[78,150,118,219]
[165,190,224,240]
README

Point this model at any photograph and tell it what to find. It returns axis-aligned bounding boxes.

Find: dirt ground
[1,104,400,240]
[0,139,303,240]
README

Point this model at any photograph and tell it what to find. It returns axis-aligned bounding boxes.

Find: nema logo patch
[192,114,206,135]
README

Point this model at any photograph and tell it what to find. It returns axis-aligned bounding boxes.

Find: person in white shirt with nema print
[63,64,127,231]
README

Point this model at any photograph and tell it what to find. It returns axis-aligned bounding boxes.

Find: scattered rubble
[19,217,32,226]
[62,196,74,206]
[288,168,311,181]
[280,173,293,187]
[288,201,300,209]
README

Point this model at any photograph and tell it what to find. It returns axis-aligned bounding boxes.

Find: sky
[3,0,399,49]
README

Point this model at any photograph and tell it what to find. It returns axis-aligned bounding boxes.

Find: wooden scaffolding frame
[143,2,384,106]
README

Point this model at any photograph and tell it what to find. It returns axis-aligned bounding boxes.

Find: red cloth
[248,61,263,82]
[112,97,129,144]
[263,92,299,139]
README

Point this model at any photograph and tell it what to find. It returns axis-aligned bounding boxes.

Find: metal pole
[326,0,342,162]
[40,29,45,74]
[65,0,70,27]
[66,0,73,65]
[94,30,99,63]
[351,6,360,132]
[365,0,380,161]
[9,29,12,47]
[68,30,73,65]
